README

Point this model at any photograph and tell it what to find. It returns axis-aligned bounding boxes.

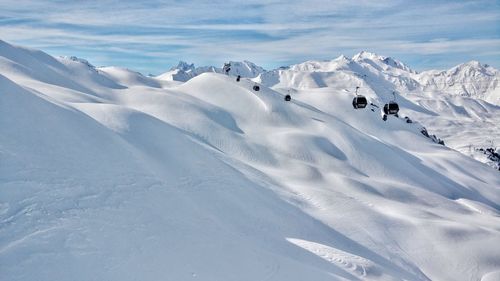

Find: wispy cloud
[0,0,498,74]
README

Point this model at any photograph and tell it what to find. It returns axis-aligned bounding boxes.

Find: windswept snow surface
[1,40,500,281]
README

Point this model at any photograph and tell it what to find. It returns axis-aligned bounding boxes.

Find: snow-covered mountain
[156,61,218,82]
[226,60,266,77]
[417,61,500,105]
[157,60,265,82]
[171,60,196,72]
[156,54,499,110]
[1,39,500,281]
[251,52,500,169]
[352,51,417,74]
[258,52,499,102]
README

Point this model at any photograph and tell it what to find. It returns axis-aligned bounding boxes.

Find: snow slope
[1,40,500,281]
[253,52,500,169]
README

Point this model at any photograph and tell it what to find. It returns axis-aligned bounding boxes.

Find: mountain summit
[170,60,195,72]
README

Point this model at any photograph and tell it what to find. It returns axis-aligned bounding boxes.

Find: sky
[0,0,499,75]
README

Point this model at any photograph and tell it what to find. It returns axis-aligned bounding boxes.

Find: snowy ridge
[417,61,500,104]
[157,60,265,82]
[1,40,500,281]
[258,52,499,103]
[154,51,499,107]
[352,51,417,74]
[170,60,195,72]
[226,60,266,77]
[156,62,218,82]
[60,55,96,69]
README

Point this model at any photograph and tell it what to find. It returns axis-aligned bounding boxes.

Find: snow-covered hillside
[1,39,500,281]
[253,52,500,169]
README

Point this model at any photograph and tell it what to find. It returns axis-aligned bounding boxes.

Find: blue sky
[0,0,498,75]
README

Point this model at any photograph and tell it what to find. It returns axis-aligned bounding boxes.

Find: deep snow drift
[1,40,500,281]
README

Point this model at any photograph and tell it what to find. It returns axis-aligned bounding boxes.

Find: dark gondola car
[253,85,260,91]
[236,75,241,82]
[284,94,291,101]
[383,102,399,115]
[352,96,368,109]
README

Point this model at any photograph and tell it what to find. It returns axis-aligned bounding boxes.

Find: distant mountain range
[158,52,499,106]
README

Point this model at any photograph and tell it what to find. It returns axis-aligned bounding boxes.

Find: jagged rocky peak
[170,61,195,72]
[226,60,266,77]
[334,54,351,62]
[229,60,265,70]
[61,56,95,69]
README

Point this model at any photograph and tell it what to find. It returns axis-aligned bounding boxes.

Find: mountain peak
[467,60,482,66]
[459,60,489,70]
[170,61,195,72]
[61,56,95,69]
[448,60,498,75]
[352,51,415,73]
[226,60,265,77]
[334,54,351,62]
[352,51,382,61]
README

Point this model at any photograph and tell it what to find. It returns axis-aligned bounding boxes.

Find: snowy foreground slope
[1,40,500,281]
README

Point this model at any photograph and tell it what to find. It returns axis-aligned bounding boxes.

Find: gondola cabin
[253,85,260,91]
[236,75,241,82]
[383,102,399,115]
[352,96,368,109]
[284,94,291,101]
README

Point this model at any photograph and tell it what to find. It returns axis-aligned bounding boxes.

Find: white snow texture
[1,39,499,281]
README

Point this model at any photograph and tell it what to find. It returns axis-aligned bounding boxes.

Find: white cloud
[0,0,498,73]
